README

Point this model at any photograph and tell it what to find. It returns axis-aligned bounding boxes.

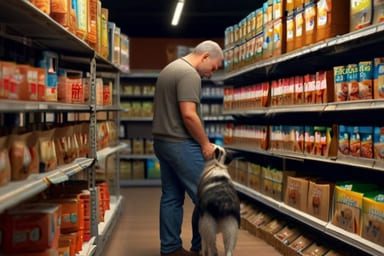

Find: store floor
[103,187,281,256]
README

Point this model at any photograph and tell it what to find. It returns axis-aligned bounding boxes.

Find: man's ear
[202,52,210,60]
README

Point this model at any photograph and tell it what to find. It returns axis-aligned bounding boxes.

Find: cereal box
[346,64,359,101]
[334,65,348,102]
[374,57,384,99]
[358,61,373,100]
[362,192,384,246]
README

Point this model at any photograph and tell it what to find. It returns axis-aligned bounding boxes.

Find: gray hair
[193,40,224,59]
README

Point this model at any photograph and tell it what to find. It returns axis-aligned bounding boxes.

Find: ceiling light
[171,0,184,26]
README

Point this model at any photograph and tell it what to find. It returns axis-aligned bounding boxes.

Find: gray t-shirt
[152,58,202,141]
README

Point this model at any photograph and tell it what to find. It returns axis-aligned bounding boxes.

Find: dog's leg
[199,214,218,256]
[220,217,239,256]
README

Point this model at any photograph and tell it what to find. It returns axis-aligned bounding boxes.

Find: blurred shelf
[235,182,384,256]
[77,237,96,256]
[201,96,224,102]
[120,117,153,122]
[120,95,154,100]
[226,144,384,172]
[97,143,127,161]
[0,100,90,112]
[121,70,160,79]
[120,154,157,160]
[267,104,327,114]
[95,105,122,112]
[96,195,122,256]
[120,179,161,187]
[224,22,384,85]
[325,100,384,112]
[203,116,234,121]
[0,157,93,213]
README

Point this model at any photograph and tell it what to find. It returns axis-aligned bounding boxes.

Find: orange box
[304,1,317,46]
[36,67,46,101]
[48,197,83,233]
[60,233,78,256]
[0,203,61,253]
[0,61,16,99]
[58,69,84,104]
[304,74,316,104]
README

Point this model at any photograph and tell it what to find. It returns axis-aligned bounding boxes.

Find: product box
[249,163,262,192]
[0,203,61,253]
[295,7,305,50]
[39,51,58,102]
[304,74,316,104]
[334,65,348,102]
[0,61,16,99]
[287,235,312,254]
[338,125,350,156]
[360,126,373,159]
[349,126,361,157]
[75,0,88,39]
[50,0,71,29]
[304,126,315,154]
[315,70,334,103]
[332,182,378,234]
[87,0,97,48]
[247,211,273,237]
[100,8,109,59]
[48,197,83,233]
[255,32,264,62]
[313,126,335,157]
[58,69,84,104]
[31,0,51,15]
[350,0,373,31]
[293,126,305,153]
[147,158,161,179]
[286,11,296,52]
[132,160,145,179]
[374,0,384,24]
[103,81,112,106]
[294,76,304,104]
[273,18,286,57]
[307,180,334,221]
[273,225,301,255]
[285,176,309,212]
[273,0,285,20]
[304,1,317,46]
[373,57,384,99]
[374,127,384,160]
[346,64,360,100]
[362,192,384,246]
[0,136,11,186]
[301,242,329,256]
[316,0,350,42]
[259,219,286,244]
[358,61,373,99]
[263,22,274,60]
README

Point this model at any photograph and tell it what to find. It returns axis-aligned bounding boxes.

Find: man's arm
[179,101,214,160]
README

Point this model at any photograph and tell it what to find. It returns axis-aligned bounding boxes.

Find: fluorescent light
[171,0,184,26]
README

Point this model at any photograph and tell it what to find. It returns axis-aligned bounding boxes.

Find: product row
[120,102,153,118]
[121,138,154,155]
[223,57,384,111]
[29,0,130,71]
[121,84,156,96]
[224,0,384,72]
[0,180,110,256]
[0,54,115,105]
[241,202,352,256]
[0,121,118,187]
[120,159,160,180]
[230,159,384,247]
[224,124,384,160]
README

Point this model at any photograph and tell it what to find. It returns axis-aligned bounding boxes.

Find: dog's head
[211,145,236,166]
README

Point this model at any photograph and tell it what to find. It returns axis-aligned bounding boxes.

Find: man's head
[191,40,223,78]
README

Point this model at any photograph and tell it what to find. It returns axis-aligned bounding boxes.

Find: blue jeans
[154,139,204,254]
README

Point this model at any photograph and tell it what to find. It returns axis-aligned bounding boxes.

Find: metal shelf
[0,100,90,112]
[95,105,122,112]
[97,143,127,162]
[235,183,384,256]
[120,117,153,122]
[224,22,384,84]
[96,195,122,256]
[77,237,97,256]
[121,70,160,79]
[0,158,93,213]
[226,144,384,171]
[0,0,93,55]
[120,179,161,187]
[120,154,157,160]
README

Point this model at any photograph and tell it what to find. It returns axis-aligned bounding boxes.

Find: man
[152,40,224,256]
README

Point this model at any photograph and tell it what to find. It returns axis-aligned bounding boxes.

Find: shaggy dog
[197,146,240,256]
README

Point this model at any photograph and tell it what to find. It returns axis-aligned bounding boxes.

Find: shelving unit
[235,182,384,256]
[223,12,384,256]
[0,1,127,255]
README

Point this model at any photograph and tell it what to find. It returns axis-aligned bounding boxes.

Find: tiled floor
[103,187,281,256]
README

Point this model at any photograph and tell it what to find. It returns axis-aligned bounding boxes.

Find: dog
[197,145,240,256]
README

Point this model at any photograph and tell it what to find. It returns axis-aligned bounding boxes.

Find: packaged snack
[334,65,348,102]
[31,0,51,15]
[304,1,317,46]
[350,0,373,31]
[58,69,84,104]
[38,129,58,172]
[295,7,305,50]
[350,126,361,157]
[285,176,309,211]
[307,180,334,221]
[304,74,316,104]
[338,125,350,156]
[302,242,329,256]
[0,136,11,186]
[359,61,373,100]
[374,0,384,24]
[346,64,360,101]
[373,57,384,99]
[0,61,16,99]
[362,192,384,246]
[360,126,373,159]
[374,126,384,160]
[288,235,312,252]
[50,0,70,28]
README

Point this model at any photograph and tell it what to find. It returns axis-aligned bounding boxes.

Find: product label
[287,15,295,40]
[295,11,304,37]
[305,4,316,32]
[317,0,330,27]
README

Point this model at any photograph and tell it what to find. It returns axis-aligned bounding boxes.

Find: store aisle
[103,187,281,256]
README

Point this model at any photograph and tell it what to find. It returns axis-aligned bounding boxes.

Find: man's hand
[201,143,215,160]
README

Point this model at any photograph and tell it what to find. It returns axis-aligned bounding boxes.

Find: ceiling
[102,0,261,38]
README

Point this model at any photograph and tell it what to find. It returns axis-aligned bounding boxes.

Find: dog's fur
[197,146,240,256]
